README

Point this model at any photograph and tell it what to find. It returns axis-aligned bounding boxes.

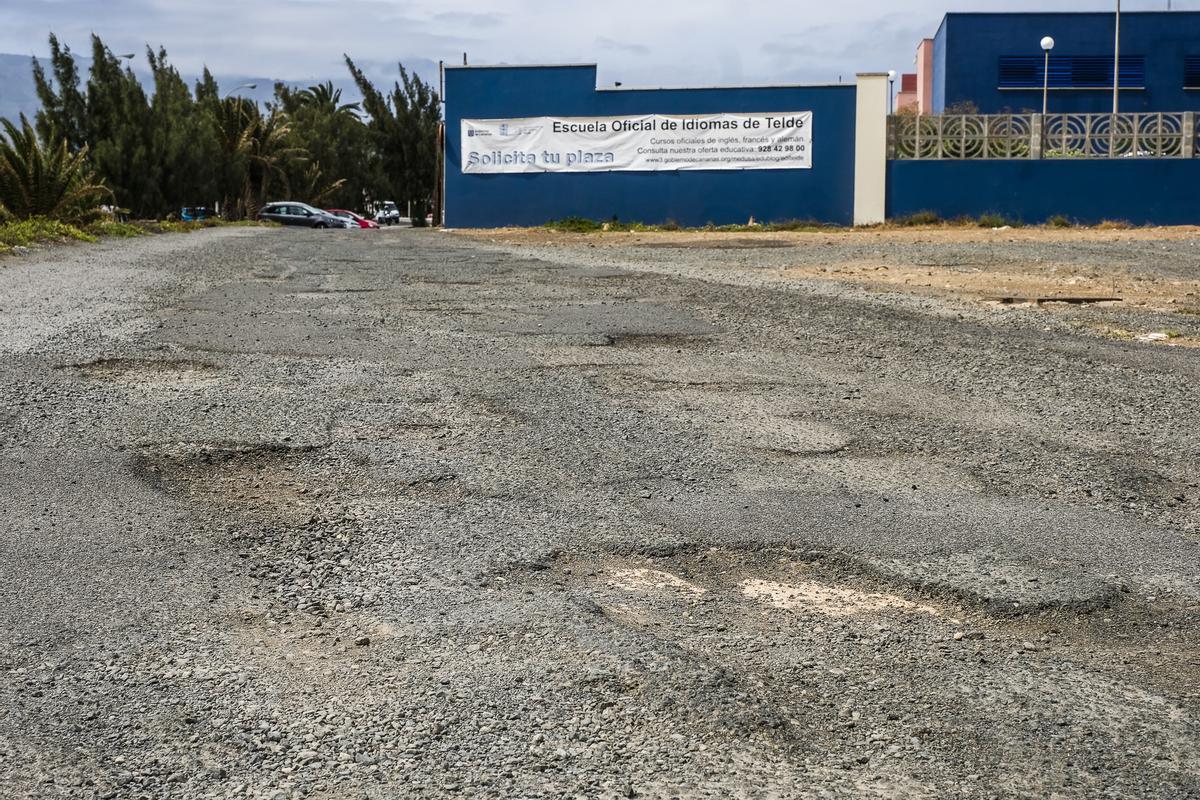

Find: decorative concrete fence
[889,112,1198,160]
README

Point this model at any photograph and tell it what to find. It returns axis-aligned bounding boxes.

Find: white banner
[461,111,813,174]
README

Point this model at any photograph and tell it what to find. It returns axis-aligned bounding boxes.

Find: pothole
[512,546,954,626]
[291,288,379,297]
[594,333,713,349]
[63,358,222,387]
[636,239,795,250]
[132,440,330,522]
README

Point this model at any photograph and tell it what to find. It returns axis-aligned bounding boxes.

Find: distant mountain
[0,54,43,124]
[0,53,440,124]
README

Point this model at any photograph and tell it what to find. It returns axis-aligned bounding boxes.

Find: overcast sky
[3,0,1194,88]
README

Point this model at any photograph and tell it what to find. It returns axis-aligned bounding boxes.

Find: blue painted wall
[443,65,857,228]
[938,12,1200,114]
[933,18,948,113]
[888,159,1200,226]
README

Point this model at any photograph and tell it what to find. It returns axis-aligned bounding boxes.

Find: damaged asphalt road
[0,226,1198,799]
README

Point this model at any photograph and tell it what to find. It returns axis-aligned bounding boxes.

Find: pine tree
[346,58,441,225]
[31,35,87,152]
[21,32,440,223]
[147,46,216,216]
[84,36,158,216]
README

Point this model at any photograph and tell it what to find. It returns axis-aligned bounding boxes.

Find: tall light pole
[1113,0,1121,114]
[888,70,896,114]
[1041,36,1055,116]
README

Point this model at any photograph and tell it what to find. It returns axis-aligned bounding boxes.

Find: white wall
[854,73,889,226]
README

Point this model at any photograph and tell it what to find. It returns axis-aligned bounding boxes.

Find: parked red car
[325,209,380,229]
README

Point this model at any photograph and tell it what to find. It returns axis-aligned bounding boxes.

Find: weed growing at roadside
[84,220,146,238]
[546,217,835,233]
[1,216,278,256]
[762,219,830,232]
[0,218,95,247]
[892,211,942,226]
[143,218,277,233]
[976,213,1021,228]
[1046,215,1073,228]
[546,217,605,233]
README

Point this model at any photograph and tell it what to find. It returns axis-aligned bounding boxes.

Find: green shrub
[155,219,222,233]
[977,213,1020,228]
[764,219,830,232]
[1045,147,1088,158]
[0,217,94,247]
[0,117,111,222]
[545,217,605,233]
[85,220,146,238]
[892,211,942,227]
[1046,215,1073,229]
[133,218,276,234]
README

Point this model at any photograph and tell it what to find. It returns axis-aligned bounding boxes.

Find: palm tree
[289,161,347,207]
[204,99,303,218]
[0,115,111,221]
[241,108,305,215]
[294,81,360,119]
[208,97,255,217]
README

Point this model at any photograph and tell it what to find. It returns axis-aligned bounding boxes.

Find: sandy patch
[608,568,707,596]
[741,578,939,618]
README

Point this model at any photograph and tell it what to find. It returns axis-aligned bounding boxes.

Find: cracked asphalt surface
[1,227,1198,799]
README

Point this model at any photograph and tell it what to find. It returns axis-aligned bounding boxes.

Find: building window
[998,55,1145,89]
[1186,56,1200,89]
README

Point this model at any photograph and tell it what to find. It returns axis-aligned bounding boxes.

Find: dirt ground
[461,226,1200,344]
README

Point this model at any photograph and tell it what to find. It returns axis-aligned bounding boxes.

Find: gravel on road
[1,226,1197,799]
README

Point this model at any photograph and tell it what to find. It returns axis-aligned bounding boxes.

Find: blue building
[927,11,1200,114]
[442,64,859,228]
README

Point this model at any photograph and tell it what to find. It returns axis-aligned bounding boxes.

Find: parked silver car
[258,202,351,228]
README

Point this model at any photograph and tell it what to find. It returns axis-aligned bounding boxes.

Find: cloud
[596,37,650,56]
[432,11,504,29]
[3,0,1192,89]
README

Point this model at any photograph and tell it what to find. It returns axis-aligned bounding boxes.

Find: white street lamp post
[888,70,896,114]
[1041,36,1055,116]
[1113,0,1121,114]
